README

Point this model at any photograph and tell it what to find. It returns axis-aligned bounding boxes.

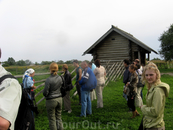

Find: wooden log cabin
[83,25,158,65]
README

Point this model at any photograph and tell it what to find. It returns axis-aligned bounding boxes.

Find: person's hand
[126,82,129,87]
[140,105,143,109]
[123,90,126,94]
[32,86,36,89]
[76,81,79,85]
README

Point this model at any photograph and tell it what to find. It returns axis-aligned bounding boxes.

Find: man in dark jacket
[62,64,73,113]
[123,59,132,111]
[77,61,97,117]
[73,60,82,105]
[123,59,131,87]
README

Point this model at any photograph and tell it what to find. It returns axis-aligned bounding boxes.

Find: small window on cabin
[112,38,115,40]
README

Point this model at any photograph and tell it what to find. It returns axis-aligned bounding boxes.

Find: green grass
[34,74,173,130]
[5,65,172,129]
[4,64,75,75]
[159,68,173,73]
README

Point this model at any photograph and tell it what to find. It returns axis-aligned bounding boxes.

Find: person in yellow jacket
[138,62,170,130]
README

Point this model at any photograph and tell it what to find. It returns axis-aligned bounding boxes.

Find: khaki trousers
[95,86,104,108]
[63,91,71,111]
[46,97,63,130]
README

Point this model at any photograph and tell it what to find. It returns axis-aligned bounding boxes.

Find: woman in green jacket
[138,62,170,130]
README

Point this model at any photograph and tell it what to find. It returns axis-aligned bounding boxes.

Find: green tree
[41,61,52,65]
[7,57,16,65]
[85,60,90,63]
[25,59,32,65]
[57,60,64,64]
[35,62,39,65]
[151,58,161,60]
[16,60,26,66]
[2,61,9,67]
[65,60,73,64]
[159,24,173,61]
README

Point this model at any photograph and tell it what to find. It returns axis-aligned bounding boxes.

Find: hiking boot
[131,111,136,118]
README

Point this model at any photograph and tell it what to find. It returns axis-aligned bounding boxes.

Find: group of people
[123,59,143,118]
[123,59,170,130]
[42,59,106,130]
[0,46,170,130]
[0,47,106,130]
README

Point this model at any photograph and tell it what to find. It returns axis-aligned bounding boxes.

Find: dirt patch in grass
[161,73,173,76]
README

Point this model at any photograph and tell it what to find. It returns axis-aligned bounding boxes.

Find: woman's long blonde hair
[49,62,58,75]
[142,62,161,87]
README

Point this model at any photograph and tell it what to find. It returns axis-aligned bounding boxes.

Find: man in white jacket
[0,48,22,130]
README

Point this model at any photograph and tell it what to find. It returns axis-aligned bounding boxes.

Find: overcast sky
[0,0,173,63]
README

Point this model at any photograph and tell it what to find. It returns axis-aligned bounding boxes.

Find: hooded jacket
[141,82,170,129]
[79,67,97,91]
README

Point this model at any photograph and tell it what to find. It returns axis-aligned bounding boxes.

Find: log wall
[131,42,139,61]
[95,31,130,62]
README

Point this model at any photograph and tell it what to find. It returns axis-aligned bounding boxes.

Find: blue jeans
[80,89,92,117]
[141,88,143,100]
[123,92,128,101]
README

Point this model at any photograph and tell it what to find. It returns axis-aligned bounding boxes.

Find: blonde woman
[43,62,63,130]
[138,62,170,130]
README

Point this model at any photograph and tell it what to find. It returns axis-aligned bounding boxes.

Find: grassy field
[4,65,50,75]
[4,64,75,75]
[34,74,173,130]
[3,65,173,129]
[151,60,173,69]
[159,68,173,73]
[4,64,76,82]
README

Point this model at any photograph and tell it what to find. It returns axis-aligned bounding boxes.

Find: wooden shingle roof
[83,25,158,55]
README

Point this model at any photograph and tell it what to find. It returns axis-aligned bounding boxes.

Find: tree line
[2,58,90,67]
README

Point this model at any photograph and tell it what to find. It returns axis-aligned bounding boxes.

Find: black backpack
[60,75,67,97]
[0,75,35,130]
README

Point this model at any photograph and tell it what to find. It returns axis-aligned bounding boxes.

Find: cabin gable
[93,31,129,61]
[83,25,158,65]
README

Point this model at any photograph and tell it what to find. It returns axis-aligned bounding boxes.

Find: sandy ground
[161,73,173,76]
